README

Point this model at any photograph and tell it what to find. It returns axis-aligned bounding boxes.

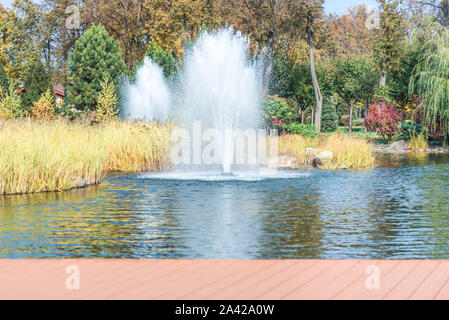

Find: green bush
[285,123,318,138]
[321,96,338,132]
[261,95,296,127]
[0,79,24,119]
[399,120,423,141]
[353,118,365,127]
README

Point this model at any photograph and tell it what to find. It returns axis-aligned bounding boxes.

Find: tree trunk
[379,71,386,87]
[307,26,323,133]
[349,105,354,134]
[311,107,315,125]
[301,111,305,124]
[443,2,449,27]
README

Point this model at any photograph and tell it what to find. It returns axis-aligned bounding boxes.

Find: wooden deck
[0,260,449,300]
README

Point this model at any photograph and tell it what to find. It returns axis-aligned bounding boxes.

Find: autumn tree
[375,0,408,87]
[325,5,376,58]
[143,0,226,60]
[82,0,148,69]
[8,0,44,80]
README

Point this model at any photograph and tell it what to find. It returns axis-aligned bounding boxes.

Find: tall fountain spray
[124,57,172,121]
[181,28,262,173]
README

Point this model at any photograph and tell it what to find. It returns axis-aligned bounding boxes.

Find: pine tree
[144,41,177,80]
[66,24,126,111]
[321,96,338,132]
[22,61,51,111]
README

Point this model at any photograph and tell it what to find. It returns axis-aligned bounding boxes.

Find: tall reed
[0,119,172,195]
[278,133,374,169]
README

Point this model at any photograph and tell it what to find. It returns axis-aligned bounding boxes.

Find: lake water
[1,153,449,259]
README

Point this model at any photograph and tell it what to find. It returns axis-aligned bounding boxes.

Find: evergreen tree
[66,24,126,111]
[22,61,51,111]
[144,41,177,80]
[321,96,338,132]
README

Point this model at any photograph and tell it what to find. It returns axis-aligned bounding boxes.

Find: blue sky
[1,0,378,15]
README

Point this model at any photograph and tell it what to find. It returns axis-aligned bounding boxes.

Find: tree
[8,0,44,80]
[410,22,449,137]
[334,55,377,133]
[143,0,225,60]
[269,58,315,124]
[375,0,408,87]
[325,5,376,58]
[407,0,449,26]
[144,41,177,79]
[96,77,118,123]
[21,61,51,111]
[83,0,148,69]
[0,64,8,93]
[31,89,55,120]
[321,96,338,132]
[66,24,126,111]
[0,79,23,119]
[287,0,325,132]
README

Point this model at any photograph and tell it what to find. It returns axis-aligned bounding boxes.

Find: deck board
[0,260,449,300]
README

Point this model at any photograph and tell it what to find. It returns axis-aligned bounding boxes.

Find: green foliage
[0,79,23,119]
[285,123,318,138]
[261,95,297,127]
[22,61,51,111]
[0,64,8,92]
[96,77,118,123]
[399,120,423,141]
[334,55,377,107]
[144,41,177,80]
[375,0,408,79]
[321,96,338,132]
[410,22,449,137]
[66,24,126,111]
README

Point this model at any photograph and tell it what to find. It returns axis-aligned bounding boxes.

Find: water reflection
[1,154,449,259]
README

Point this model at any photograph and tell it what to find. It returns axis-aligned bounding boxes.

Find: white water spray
[181,29,262,173]
[124,57,171,121]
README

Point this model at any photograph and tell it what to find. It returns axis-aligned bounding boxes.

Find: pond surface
[1,153,449,260]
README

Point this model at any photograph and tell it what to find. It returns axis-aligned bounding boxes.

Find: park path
[0,260,448,300]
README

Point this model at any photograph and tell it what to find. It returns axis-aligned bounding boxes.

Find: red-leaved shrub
[365,100,402,140]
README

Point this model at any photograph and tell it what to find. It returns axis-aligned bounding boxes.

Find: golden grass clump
[0,119,173,195]
[408,133,429,151]
[278,133,375,170]
[278,135,319,165]
[319,134,375,169]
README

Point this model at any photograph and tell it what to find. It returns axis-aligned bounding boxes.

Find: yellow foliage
[96,78,118,123]
[31,89,55,120]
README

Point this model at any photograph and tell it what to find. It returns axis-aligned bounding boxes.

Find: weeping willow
[410,22,449,136]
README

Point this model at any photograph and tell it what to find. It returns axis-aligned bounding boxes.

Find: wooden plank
[0,260,448,300]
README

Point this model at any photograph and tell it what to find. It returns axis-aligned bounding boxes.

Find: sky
[1,0,379,15]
